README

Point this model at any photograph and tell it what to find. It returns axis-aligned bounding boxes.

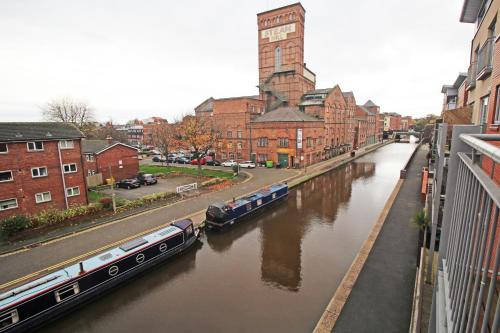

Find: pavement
[331,146,427,332]
[0,141,391,290]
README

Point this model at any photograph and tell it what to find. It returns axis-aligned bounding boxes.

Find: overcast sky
[0,0,473,123]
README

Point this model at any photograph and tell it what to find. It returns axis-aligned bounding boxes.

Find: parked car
[116,178,141,189]
[191,157,207,165]
[137,173,158,185]
[222,160,238,167]
[239,161,256,168]
[176,156,191,164]
[152,155,166,162]
[206,159,221,166]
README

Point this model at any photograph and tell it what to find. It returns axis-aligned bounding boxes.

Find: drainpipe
[57,142,69,209]
[78,140,89,205]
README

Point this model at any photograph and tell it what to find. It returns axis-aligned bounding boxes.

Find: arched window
[275,47,281,72]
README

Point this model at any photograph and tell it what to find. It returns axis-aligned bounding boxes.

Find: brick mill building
[0,123,88,219]
[82,139,139,183]
[195,2,384,166]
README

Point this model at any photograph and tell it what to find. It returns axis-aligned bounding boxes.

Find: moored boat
[0,219,200,333]
[204,183,288,230]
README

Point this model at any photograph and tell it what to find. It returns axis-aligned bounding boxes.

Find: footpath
[313,145,427,332]
[0,141,392,289]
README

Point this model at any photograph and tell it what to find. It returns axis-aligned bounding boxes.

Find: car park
[206,159,221,166]
[222,160,238,167]
[152,155,166,162]
[176,156,191,164]
[239,161,256,168]
[137,173,158,185]
[191,157,207,165]
[116,178,141,189]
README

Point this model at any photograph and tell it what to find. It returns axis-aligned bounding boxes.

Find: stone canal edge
[0,140,393,291]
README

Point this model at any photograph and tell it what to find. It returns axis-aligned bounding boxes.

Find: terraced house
[0,123,88,219]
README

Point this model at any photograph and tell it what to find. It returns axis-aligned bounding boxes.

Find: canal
[40,143,418,333]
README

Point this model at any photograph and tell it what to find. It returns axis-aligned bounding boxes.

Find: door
[277,153,288,168]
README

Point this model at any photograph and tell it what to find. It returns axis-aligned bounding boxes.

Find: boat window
[186,225,193,236]
[272,193,277,199]
[0,309,19,329]
[246,203,252,211]
[54,283,80,302]
[257,199,262,206]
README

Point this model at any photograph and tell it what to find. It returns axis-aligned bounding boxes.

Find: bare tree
[152,122,175,166]
[42,97,94,131]
[176,114,218,176]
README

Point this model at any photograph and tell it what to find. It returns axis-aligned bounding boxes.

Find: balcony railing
[467,61,477,89]
[476,37,495,80]
[433,133,500,332]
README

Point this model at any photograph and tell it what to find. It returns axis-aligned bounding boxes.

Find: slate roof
[0,122,84,142]
[82,140,112,153]
[252,107,321,122]
[304,88,333,95]
[195,97,214,112]
[342,91,354,98]
[357,105,375,116]
[364,100,378,107]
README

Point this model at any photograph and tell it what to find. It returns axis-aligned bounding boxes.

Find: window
[237,152,242,159]
[480,95,489,124]
[63,163,77,173]
[278,137,289,147]
[237,142,242,149]
[54,283,80,302]
[0,143,7,154]
[87,169,95,176]
[85,154,94,162]
[66,186,80,197]
[229,152,235,159]
[306,137,313,147]
[257,137,268,147]
[237,130,242,138]
[35,192,51,203]
[228,142,233,149]
[221,153,226,160]
[0,309,19,329]
[275,47,282,72]
[27,141,43,151]
[0,198,17,211]
[495,86,500,124]
[0,171,13,182]
[31,167,48,178]
[59,140,74,149]
[258,154,268,162]
[227,131,232,138]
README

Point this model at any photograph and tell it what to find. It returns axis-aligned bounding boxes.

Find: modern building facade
[0,123,88,219]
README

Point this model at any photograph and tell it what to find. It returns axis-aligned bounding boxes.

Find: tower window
[275,47,281,72]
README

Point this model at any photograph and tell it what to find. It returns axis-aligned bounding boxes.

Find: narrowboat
[0,219,200,333]
[205,183,288,230]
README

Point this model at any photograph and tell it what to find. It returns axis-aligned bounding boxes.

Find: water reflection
[259,162,375,292]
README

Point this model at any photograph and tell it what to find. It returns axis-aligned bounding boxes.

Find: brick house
[142,117,169,147]
[0,122,88,219]
[82,140,139,183]
[250,106,324,167]
[355,105,376,147]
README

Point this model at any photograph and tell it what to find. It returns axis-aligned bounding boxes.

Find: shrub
[232,165,239,174]
[0,215,29,237]
[99,197,113,209]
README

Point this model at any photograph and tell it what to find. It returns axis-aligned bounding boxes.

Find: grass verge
[139,165,235,179]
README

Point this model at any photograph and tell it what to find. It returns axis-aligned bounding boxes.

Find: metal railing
[476,37,495,80]
[434,133,500,332]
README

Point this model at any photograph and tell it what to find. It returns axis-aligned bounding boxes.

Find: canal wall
[313,143,424,332]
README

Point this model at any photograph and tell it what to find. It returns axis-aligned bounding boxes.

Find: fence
[432,133,499,332]
[86,173,103,188]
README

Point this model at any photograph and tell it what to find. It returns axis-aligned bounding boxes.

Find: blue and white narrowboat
[204,183,288,230]
[0,219,200,333]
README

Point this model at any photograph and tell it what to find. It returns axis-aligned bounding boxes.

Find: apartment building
[0,123,88,219]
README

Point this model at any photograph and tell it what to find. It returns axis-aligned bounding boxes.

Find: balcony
[476,37,495,80]
[466,61,476,90]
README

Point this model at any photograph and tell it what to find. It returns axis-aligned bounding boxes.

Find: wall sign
[261,23,296,42]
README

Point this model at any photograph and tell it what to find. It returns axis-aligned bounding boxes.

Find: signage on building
[261,23,296,42]
[297,128,303,149]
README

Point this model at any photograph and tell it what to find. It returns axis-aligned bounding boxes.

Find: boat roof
[0,224,184,310]
[218,183,288,209]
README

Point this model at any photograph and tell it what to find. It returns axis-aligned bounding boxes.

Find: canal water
[40,143,417,333]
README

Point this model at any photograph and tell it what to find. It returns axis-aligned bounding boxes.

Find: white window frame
[63,163,77,174]
[495,86,500,124]
[59,140,74,149]
[31,166,48,178]
[35,191,51,203]
[0,309,19,329]
[54,283,80,302]
[0,198,18,211]
[66,186,80,197]
[87,169,95,176]
[27,141,44,152]
[0,170,13,182]
[480,95,489,125]
[0,143,7,154]
[85,154,94,162]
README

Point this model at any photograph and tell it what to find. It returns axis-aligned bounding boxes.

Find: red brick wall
[96,145,139,182]
[0,139,87,219]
